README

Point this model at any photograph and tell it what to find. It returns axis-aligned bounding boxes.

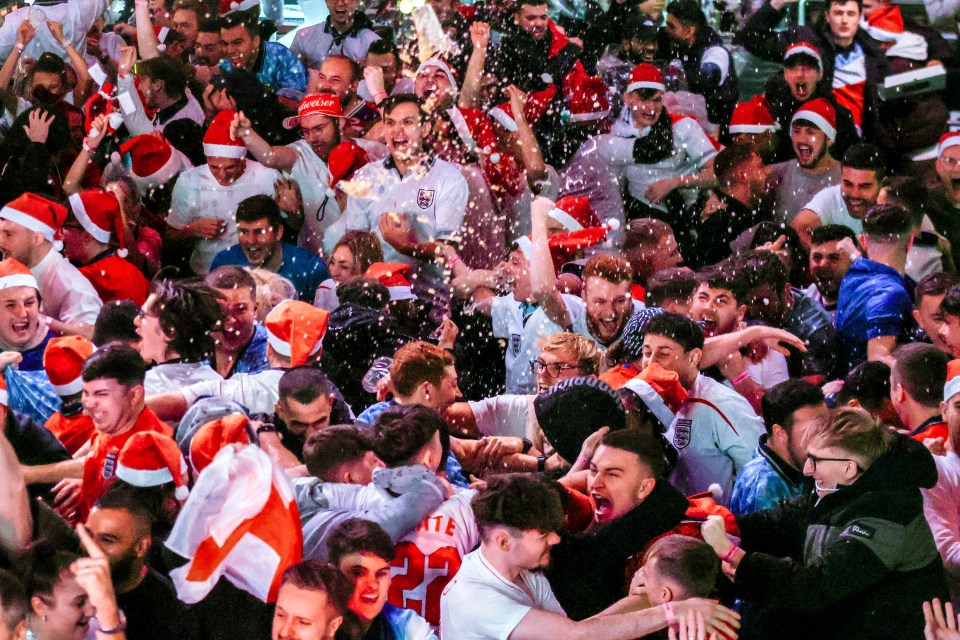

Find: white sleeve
[803,186,837,224]
[443,584,532,640]
[434,170,468,239]
[467,395,530,438]
[923,458,960,581]
[58,272,102,325]
[116,74,157,136]
[179,375,277,415]
[534,575,565,615]
[674,118,718,169]
[587,135,635,169]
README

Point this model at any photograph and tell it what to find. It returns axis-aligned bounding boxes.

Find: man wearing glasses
[701,407,948,640]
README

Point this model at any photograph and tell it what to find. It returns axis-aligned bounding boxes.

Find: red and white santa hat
[264,300,330,367]
[938,131,960,158]
[365,262,416,301]
[119,134,185,192]
[416,58,460,95]
[116,432,190,501]
[219,0,259,16]
[792,98,837,141]
[190,413,253,475]
[43,335,95,397]
[0,374,7,408]
[865,5,904,41]
[567,76,610,122]
[155,25,171,52]
[0,194,68,251]
[0,258,38,292]
[68,190,128,257]
[945,360,960,402]
[729,95,778,134]
[622,362,688,429]
[327,141,369,196]
[625,63,665,94]
[282,93,345,130]
[549,196,600,232]
[204,110,248,159]
[783,41,822,70]
[488,85,558,132]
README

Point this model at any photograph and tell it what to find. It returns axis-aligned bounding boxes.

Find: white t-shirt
[31,249,102,325]
[467,394,532,438]
[285,139,340,257]
[802,184,864,233]
[389,490,478,628]
[180,369,283,415]
[168,161,281,275]
[0,0,107,61]
[745,350,790,390]
[145,362,222,395]
[664,373,764,501]
[344,156,468,291]
[587,113,717,212]
[440,548,565,640]
[490,294,573,394]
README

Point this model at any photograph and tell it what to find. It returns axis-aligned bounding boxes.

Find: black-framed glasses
[531,359,578,378]
[806,454,856,471]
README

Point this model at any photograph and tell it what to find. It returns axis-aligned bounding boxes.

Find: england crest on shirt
[674,418,692,449]
[417,189,435,209]
[102,452,117,479]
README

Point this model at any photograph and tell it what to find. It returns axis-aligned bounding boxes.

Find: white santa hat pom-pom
[108,111,124,130]
[88,128,101,139]
[174,485,189,501]
[708,483,723,503]
[118,248,128,258]
[53,240,64,252]
[156,43,166,52]
[110,151,121,164]
[607,218,621,231]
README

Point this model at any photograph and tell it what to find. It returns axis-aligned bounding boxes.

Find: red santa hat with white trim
[365,262,417,301]
[0,373,7,408]
[792,98,837,142]
[204,110,248,160]
[567,76,611,123]
[625,63,665,94]
[549,196,601,232]
[0,194,68,251]
[0,258,38,292]
[784,41,823,70]
[488,85,558,132]
[68,190,129,257]
[938,132,960,158]
[865,5,905,41]
[43,336,95,397]
[729,95,778,135]
[119,134,186,192]
[264,301,329,367]
[116,432,190,501]
[945,360,960,402]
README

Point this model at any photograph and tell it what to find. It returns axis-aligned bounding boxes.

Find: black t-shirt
[117,568,203,640]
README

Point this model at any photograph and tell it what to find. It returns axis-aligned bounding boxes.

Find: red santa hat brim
[68,193,112,244]
[792,109,836,141]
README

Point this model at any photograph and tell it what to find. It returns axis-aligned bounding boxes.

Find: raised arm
[134,0,163,60]
[529,196,572,328]
[0,21,34,117]
[458,22,490,110]
[0,428,31,552]
[231,111,299,172]
[48,21,92,107]
[505,85,548,191]
[63,113,109,195]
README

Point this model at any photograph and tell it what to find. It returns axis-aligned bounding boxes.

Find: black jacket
[673,28,739,126]
[735,0,888,140]
[733,434,949,640]
[546,480,690,620]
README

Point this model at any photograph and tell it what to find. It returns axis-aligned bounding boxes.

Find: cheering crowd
[1,0,960,637]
